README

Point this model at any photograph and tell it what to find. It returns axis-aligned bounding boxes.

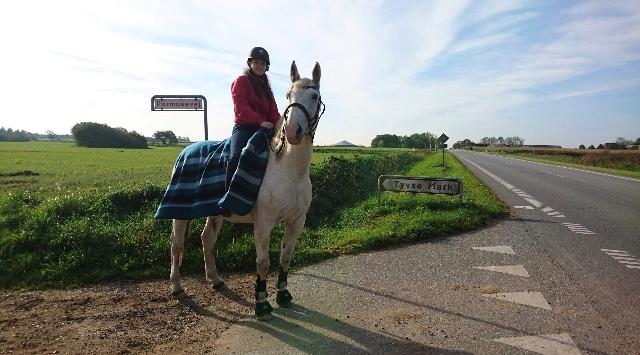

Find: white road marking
[457,154,572,220]
[495,154,640,182]
[494,333,582,355]
[561,223,595,235]
[618,260,640,265]
[483,291,552,310]
[472,246,516,255]
[513,205,534,209]
[473,265,530,277]
[611,257,640,261]
[524,198,543,208]
[601,249,640,270]
[547,211,561,216]
[457,155,516,189]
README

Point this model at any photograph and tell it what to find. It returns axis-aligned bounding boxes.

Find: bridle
[269,84,325,156]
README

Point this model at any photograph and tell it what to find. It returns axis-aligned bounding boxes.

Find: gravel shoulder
[0,273,261,354]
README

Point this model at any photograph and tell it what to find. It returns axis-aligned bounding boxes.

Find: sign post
[378,175,463,204]
[437,133,449,166]
[151,95,208,140]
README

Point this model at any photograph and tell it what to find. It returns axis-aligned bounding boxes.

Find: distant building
[604,142,625,150]
[332,140,357,147]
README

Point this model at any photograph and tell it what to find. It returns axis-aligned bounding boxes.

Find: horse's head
[283,61,323,145]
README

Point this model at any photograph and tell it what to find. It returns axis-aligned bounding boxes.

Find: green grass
[0,142,505,289]
[293,152,504,258]
[491,153,640,179]
[0,141,181,196]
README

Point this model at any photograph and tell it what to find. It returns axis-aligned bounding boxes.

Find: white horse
[170,61,323,320]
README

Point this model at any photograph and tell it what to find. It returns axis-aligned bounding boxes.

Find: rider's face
[250,59,267,76]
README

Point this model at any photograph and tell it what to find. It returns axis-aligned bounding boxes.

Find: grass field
[472,146,640,179]
[0,141,505,288]
[0,142,378,195]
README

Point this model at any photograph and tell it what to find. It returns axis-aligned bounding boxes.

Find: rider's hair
[243,66,275,101]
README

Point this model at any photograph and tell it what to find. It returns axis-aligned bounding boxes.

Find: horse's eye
[311,93,318,100]
[286,92,291,100]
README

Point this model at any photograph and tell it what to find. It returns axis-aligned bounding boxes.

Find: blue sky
[1,0,638,147]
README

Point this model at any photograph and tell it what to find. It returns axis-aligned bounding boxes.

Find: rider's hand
[260,121,274,129]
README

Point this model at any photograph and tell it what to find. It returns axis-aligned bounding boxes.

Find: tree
[45,130,56,140]
[588,145,595,149]
[578,144,585,149]
[597,144,604,149]
[153,130,178,145]
[615,137,633,149]
[72,122,147,148]
[636,137,640,145]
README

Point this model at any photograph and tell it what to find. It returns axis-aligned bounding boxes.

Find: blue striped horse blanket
[155,128,270,219]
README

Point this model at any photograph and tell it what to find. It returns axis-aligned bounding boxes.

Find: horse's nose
[285,122,301,145]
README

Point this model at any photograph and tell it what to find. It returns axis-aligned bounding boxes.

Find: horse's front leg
[254,221,275,320]
[201,216,224,288]
[170,219,189,298]
[276,215,306,308]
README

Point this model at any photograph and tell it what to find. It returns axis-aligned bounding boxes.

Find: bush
[0,152,422,288]
[72,122,148,149]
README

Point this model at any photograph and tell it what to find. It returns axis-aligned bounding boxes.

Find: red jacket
[231,74,280,126]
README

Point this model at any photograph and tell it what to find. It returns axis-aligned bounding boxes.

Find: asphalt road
[212,151,640,354]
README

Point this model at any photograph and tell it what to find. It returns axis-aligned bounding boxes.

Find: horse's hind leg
[201,216,224,288]
[170,219,190,297]
[276,216,305,307]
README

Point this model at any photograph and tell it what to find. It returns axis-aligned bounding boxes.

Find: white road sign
[153,98,203,111]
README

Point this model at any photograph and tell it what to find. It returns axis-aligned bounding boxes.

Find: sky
[1,0,639,148]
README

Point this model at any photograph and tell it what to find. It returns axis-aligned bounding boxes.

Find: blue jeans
[229,124,259,165]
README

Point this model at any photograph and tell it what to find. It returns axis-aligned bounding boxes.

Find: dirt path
[0,273,264,354]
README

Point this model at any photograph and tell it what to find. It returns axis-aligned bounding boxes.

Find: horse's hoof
[255,301,273,321]
[276,290,293,308]
[257,313,274,321]
[171,289,189,300]
[212,280,225,289]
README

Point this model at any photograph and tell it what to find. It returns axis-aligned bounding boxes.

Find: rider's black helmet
[248,47,270,65]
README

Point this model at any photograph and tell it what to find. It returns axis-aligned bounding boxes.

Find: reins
[268,84,325,157]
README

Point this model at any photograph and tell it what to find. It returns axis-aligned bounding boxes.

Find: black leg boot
[276,269,293,307]
[255,276,273,321]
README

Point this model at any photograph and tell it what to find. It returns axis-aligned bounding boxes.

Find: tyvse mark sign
[380,177,461,195]
[379,176,461,195]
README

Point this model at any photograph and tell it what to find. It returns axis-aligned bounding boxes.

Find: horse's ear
[291,61,300,82]
[312,62,321,86]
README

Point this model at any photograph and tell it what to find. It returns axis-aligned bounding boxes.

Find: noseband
[269,84,325,156]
